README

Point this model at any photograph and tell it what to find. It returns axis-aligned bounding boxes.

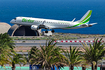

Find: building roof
[0,22,11,34]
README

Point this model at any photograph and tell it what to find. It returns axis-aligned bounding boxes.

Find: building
[0,22,41,36]
[0,22,11,34]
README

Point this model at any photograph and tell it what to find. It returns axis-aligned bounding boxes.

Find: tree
[10,53,27,70]
[63,46,82,70]
[82,38,105,70]
[0,45,12,67]
[29,39,67,70]
[0,33,15,49]
[0,33,15,67]
[81,43,92,70]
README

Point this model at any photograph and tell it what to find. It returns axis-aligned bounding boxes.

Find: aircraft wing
[31,24,50,30]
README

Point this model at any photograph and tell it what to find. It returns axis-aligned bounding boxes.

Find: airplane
[10,10,97,33]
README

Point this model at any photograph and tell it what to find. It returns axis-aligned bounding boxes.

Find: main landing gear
[45,30,48,33]
[51,30,55,33]
[45,29,55,33]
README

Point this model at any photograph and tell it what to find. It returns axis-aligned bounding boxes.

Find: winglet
[72,18,76,22]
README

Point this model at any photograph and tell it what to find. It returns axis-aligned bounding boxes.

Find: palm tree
[29,39,67,70]
[0,33,27,70]
[0,33,15,49]
[10,53,27,70]
[82,38,105,70]
[81,43,92,70]
[0,33,15,67]
[0,45,12,66]
[63,46,82,70]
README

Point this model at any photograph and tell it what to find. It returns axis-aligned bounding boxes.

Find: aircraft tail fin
[79,10,92,24]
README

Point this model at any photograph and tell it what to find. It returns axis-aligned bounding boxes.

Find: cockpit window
[14,18,16,20]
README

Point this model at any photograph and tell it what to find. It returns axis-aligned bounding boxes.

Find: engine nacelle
[31,25,38,30]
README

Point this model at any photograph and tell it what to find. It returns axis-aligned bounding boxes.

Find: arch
[8,24,39,36]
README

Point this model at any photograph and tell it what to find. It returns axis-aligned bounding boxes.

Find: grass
[11,33,105,40]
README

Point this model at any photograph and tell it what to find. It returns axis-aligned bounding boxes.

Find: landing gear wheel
[51,30,55,33]
[45,31,48,33]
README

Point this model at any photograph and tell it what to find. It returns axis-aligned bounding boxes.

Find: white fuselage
[10,17,82,29]
[10,10,97,31]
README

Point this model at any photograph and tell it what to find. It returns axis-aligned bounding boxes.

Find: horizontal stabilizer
[88,23,97,27]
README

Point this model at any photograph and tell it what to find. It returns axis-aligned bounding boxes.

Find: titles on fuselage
[22,18,34,23]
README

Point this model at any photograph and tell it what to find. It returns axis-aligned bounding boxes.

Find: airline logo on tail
[66,10,93,28]
[80,10,92,24]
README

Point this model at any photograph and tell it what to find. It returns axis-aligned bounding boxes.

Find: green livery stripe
[66,22,83,28]
[81,10,92,23]
[82,17,90,23]
[66,10,92,28]
[66,17,90,28]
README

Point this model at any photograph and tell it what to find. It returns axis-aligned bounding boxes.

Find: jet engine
[31,25,38,30]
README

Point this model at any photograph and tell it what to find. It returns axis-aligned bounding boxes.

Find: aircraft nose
[10,19,15,23]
